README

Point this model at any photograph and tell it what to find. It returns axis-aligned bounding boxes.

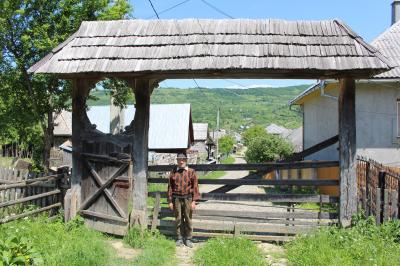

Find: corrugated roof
[266,123,290,135]
[193,123,208,141]
[371,20,400,79]
[54,110,72,136]
[28,19,392,79]
[54,104,193,151]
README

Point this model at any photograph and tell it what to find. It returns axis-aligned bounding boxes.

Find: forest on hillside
[87,85,309,131]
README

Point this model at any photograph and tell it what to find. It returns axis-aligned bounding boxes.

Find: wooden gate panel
[79,137,132,235]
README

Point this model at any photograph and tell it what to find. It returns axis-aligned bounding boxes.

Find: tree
[0,0,133,169]
[245,133,293,163]
[241,125,268,146]
[219,135,235,155]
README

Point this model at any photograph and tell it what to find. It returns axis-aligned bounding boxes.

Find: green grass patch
[286,216,400,266]
[0,157,13,167]
[124,227,177,266]
[194,237,266,266]
[0,215,113,266]
[199,156,235,180]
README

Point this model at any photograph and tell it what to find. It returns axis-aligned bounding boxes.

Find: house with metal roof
[290,1,400,166]
[190,123,209,154]
[54,103,194,153]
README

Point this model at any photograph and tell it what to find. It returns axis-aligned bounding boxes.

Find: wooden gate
[79,138,132,235]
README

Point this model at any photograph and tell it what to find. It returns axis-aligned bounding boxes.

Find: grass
[124,226,177,266]
[194,237,266,266]
[199,156,235,180]
[0,156,13,167]
[0,215,112,266]
[286,216,400,266]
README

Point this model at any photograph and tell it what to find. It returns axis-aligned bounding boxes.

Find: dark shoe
[185,239,193,248]
[176,239,184,246]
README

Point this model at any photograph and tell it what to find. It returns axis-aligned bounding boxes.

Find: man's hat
[176,153,187,159]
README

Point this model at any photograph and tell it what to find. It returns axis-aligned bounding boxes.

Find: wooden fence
[148,160,340,242]
[0,167,69,224]
[357,157,400,224]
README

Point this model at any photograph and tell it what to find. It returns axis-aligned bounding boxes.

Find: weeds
[286,215,400,266]
[194,237,266,266]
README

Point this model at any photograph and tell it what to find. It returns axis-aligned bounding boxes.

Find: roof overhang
[28,19,393,80]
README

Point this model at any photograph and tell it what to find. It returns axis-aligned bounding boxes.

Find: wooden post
[338,78,357,227]
[67,78,96,221]
[129,78,154,228]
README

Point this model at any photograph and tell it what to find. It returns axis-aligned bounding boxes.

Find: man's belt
[172,194,192,199]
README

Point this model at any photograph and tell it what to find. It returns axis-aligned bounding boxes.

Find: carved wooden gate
[79,137,132,235]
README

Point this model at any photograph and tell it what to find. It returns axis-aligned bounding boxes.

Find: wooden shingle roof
[28,19,393,79]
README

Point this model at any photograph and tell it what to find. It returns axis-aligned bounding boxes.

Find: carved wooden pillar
[65,78,96,221]
[128,78,154,228]
[338,78,357,227]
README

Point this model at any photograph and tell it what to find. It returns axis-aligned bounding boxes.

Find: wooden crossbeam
[84,160,127,218]
[80,162,128,213]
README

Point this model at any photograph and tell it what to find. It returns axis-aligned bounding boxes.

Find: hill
[87,85,309,131]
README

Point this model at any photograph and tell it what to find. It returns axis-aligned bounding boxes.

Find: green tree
[245,134,293,163]
[241,125,268,146]
[0,0,133,169]
[219,135,235,155]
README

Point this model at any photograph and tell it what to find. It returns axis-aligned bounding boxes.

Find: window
[398,99,400,137]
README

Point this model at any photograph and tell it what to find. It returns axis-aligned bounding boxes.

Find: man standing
[168,153,200,248]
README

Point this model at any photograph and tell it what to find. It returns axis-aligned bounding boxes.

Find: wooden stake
[338,78,357,227]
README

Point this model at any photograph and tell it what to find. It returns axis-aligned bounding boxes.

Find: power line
[147,0,160,19]
[146,0,192,19]
[200,0,234,19]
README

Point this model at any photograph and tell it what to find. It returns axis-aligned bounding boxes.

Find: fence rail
[357,156,400,224]
[148,160,339,242]
[0,167,69,224]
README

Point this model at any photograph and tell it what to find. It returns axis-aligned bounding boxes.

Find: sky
[129,0,396,88]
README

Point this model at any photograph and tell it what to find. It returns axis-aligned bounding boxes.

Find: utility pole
[216,107,220,163]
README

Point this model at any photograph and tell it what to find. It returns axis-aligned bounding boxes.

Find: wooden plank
[286,135,338,161]
[151,193,161,231]
[156,208,338,220]
[149,192,339,203]
[148,178,339,186]
[130,78,152,228]
[0,189,60,208]
[391,189,398,219]
[339,78,357,227]
[383,189,390,222]
[376,188,381,225]
[84,160,127,218]
[0,203,62,224]
[82,153,130,163]
[79,163,128,212]
[158,230,294,242]
[156,219,315,234]
[148,161,339,172]
[80,209,128,223]
[0,174,63,190]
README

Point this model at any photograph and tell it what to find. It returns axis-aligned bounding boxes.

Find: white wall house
[290,5,400,166]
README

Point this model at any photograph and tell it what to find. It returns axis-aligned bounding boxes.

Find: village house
[190,123,209,154]
[53,103,194,167]
[290,1,400,166]
[266,123,303,152]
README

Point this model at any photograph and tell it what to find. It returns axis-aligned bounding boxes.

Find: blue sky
[129,0,395,88]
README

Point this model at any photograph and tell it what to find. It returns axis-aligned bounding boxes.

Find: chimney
[392,0,400,25]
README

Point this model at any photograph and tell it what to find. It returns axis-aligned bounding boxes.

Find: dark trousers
[173,197,193,240]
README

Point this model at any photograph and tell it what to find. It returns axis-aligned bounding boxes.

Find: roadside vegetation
[124,227,177,266]
[194,237,266,266]
[286,215,400,266]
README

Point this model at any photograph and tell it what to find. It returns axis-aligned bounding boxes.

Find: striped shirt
[167,167,200,203]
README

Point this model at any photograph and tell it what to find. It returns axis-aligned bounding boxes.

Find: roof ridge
[334,19,395,70]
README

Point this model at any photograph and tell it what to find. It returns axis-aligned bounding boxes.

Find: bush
[241,125,268,146]
[245,134,293,163]
[194,237,266,266]
[218,135,235,155]
[124,227,177,266]
[0,216,111,266]
[286,216,400,266]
